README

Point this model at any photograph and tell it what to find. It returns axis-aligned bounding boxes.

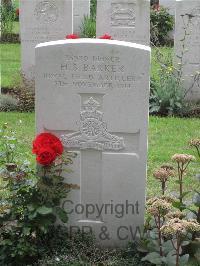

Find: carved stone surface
[159,0,176,15]
[19,0,73,81]
[174,0,200,101]
[61,97,125,151]
[111,3,136,27]
[96,0,150,45]
[73,0,90,34]
[34,1,59,23]
[35,39,150,247]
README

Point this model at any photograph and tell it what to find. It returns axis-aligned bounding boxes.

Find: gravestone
[159,0,175,15]
[35,39,150,246]
[174,0,200,101]
[96,0,150,45]
[73,0,90,34]
[19,0,73,81]
[159,0,175,40]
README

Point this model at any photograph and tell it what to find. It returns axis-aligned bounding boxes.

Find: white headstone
[19,0,73,81]
[96,0,150,45]
[35,39,150,247]
[174,0,200,101]
[73,0,90,34]
[159,0,175,15]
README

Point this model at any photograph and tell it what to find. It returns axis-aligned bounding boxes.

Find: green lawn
[0,113,199,197]
[0,43,21,88]
[13,21,20,34]
[13,0,19,8]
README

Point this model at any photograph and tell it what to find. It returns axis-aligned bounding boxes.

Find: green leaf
[175,180,182,184]
[166,250,176,265]
[141,252,163,265]
[28,211,37,219]
[22,227,31,236]
[181,191,190,199]
[37,206,53,215]
[55,207,68,223]
[181,241,190,247]
[179,254,189,265]
[163,240,174,254]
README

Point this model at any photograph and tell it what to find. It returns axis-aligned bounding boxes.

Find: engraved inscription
[34,1,58,23]
[43,53,144,90]
[61,97,125,151]
[111,3,136,27]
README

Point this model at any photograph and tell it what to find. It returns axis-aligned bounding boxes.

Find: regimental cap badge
[83,97,100,111]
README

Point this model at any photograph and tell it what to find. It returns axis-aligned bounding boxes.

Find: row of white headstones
[20,0,199,247]
[20,0,200,101]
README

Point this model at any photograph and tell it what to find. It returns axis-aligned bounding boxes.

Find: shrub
[80,16,96,38]
[0,94,18,112]
[0,127,75,265]
[90,0,97,19]
[150,6,174,46]
[0,3,15,36]
[150,73,185,116]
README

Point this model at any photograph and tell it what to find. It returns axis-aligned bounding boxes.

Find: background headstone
[19,0,73,81]
[96,0,150,45]
[35,39,150,246]
[159,0,175,15]
[159,0,175,41]
[73,0,90,34]
[174,0,200,101]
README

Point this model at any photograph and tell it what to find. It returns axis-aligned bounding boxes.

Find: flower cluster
[32,133,63,166]
[189,138,200,155]
[16,8,19,17]
[65,34,79,39]
[153,167,174,182]
[65,34,112,40]
[147,197,172,216]
[166,210,186,220]
[171,154,195,164]
[161,218,200,239]
[152,4,160,12]
[99,34,112,39]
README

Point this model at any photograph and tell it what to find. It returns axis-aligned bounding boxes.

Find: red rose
[99,34,112,40]
[32,133,63,156]
[16,8,19,16]
[36,147,57,166]
[65,34,79,39]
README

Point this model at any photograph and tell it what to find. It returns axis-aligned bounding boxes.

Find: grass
[13,0,19,9]
[0,43,21,88]
[0,112,199,197]
[13,21,20,34]
[151,46,173,81]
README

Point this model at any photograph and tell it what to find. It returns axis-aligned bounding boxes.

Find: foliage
[0,94,18,112]
[150,46,198,117]
[36,232,150,266]
[139,140,200,266]
[0,124,75,265]
[90,0,97,19]
[150,6,174,46]
[0,3,15,36]
[150,73,185,116]
[80,15,96,38]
